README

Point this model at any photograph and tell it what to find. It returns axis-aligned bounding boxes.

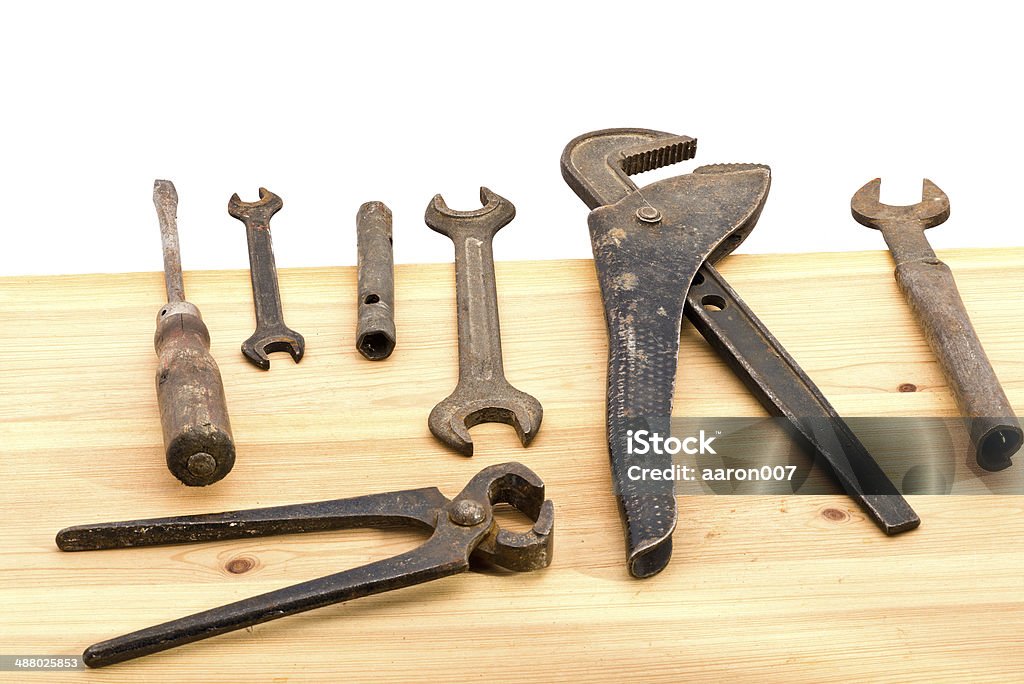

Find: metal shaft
[452,227,504,381]
[153,180,185,303]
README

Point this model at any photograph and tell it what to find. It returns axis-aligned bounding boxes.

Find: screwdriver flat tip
[152,179,185,303]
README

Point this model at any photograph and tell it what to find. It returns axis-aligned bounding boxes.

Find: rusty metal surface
[561,129,772,578]
[562,129,918,578]
[852,178,1023,471]
[685,265,920,533]
[55,462,555,668]
[424,188,543,456]
[152,180,235,486]
[228,188,305,370]
[356,201,396,360]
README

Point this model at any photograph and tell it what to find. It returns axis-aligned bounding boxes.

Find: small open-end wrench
[228,188,305,370]
[425,188,543,456]
[57,462,554,668]
[852,178,1022,471]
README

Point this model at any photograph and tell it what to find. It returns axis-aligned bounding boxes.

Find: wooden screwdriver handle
[153,302,235,486]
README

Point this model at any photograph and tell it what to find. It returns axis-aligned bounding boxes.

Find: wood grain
[1,248,1022,682]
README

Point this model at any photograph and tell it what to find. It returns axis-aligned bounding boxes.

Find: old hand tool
[152,180,235,486]
[686,265,920,533]
[228,188,305,370]
[852,178,1022,471]
[56,462,554,668]
[425,188,543,455]
[356,201,397,360]
[561,129,770,578]
[562,129,918,578]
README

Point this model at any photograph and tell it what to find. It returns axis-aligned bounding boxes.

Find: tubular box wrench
[561,129,918,578]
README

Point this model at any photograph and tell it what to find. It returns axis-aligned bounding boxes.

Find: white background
[2,2,1021,277]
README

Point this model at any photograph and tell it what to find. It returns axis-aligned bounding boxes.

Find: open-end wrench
[425,188,543,456]
[562,129,918,578]
[228,188,305,370]
[852,178,1022,471]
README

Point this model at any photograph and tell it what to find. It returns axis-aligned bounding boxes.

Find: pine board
[2,248,1022,682]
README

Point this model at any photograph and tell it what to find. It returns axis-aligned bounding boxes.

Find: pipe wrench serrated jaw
[560,128,698,209]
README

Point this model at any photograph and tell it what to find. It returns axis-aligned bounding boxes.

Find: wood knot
[821,508,849,523]
[898,383,917,393]
[225,555,258,574]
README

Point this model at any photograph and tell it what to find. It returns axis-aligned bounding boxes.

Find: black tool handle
[80,536,469,668]
[153,304,235,486]
[685,264,920,533]
[55,488,446,551]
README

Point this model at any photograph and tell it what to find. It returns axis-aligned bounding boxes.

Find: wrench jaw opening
[241,329,306,370]
[424,187,516,239]
[428,386,544,456]
[227,187,284,222]
[851,178,951,231]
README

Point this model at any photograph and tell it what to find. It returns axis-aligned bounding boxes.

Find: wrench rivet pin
[449,499,486,526]
[636,205,662,223]
[186,453,217,479]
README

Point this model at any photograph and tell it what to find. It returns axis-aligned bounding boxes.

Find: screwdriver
[152,180,235,486]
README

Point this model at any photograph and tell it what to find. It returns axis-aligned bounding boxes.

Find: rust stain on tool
[356,201,396,360]
[152,180,235,486]
[852,178,1022,471]
[425,188,543,456]
[56,462,554,668]
[228,188,305,370]
[685,264,920,537]
[561,128,771,578]
[562,129,918,578]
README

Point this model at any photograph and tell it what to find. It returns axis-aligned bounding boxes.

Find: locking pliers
[56,462,554,668]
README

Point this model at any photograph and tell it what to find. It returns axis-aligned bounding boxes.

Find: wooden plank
[1,248,1022,682]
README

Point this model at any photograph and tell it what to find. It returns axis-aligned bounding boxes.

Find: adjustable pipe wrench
[561,129,919,578]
